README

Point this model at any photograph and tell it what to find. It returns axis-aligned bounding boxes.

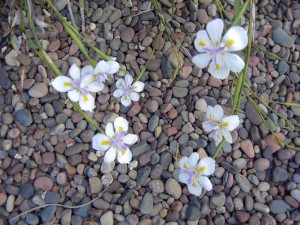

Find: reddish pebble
[34,176,53,191]
[165,127,178,136]
[0,193,7,206]
[263,132,285,152]
[249,56,260,67]
[69,44,79,56]
[42,152,55,164]
[127,104,141,117]
[240,139,255,158]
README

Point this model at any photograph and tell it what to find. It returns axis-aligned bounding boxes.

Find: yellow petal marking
[120,150,126,156]
[133,85,137,89]
[101,140,110,145]
[83,94,88,102]
[215,64,221,70]
[184,163,188,169]
[225,39,235,46]
[192,182,197,187]
[64,82,72,86]
[118,127,124,132]
[197,166,206,174]
[198,41,206,46]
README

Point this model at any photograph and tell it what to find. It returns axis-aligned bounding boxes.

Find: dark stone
[13,109,33,126]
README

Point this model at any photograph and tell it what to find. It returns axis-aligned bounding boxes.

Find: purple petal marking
[209,127,220,139]
[180,168,197,185]
[96,73,108,83]
[203,46,226,65]
[72,80,89,94]
[111,131,127,151]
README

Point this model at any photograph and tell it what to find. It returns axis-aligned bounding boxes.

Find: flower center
[203,45,226,66]
[96,72,108,84]
[121,86,133,97]
[180,167,197,185]
[72,80,89,94]
[111,131,127,152]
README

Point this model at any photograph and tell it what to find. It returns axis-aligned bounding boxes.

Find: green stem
[255,44,300,68]
[230,0,249,27]
[71,102,104,133]
[135,31,162,82]
[213,138,226,159]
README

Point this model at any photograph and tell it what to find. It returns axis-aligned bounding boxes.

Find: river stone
[13,109,33,126]
[245,102,263,125]
[0,68,11,90]
[140,192,153,214]
[28,83,48,98]
[41,206,56,222]
[272,28,294,48]
[269,200,291,214]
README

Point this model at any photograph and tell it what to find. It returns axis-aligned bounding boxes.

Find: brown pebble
[69,44,79,56]
[42,152,55,164]
[17,54,31,66]
[0,193,7,206]
[236,211,250,223]
[34,176,54,191]
[127,104,141,117]
[240,139,255,158]
[263,132,285,152]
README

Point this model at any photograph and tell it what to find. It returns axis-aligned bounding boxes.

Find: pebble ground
[0,0,300,225]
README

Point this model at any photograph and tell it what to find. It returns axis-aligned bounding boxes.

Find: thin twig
[67,0,77,30]
[10,185,109,222]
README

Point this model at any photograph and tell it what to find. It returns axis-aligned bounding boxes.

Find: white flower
[86,60,120,92]
[192,18,248,79]
[203,105,240,145]
[92,117,138,164]
[113,74,145,107]
[179,153,215,196]
[51,64,95,112]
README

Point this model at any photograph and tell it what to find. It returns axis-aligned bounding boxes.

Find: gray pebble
[272,28,294,48]
[140,192,153,214]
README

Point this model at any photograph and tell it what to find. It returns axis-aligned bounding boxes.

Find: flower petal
[51,76,74,92]
[208,60,230,80]
[179,156,190,169]
[198,176,213,191]
[94,60,110,75]
[114,117,129,133]
[132,81,144,92]
[222,115,240,131]
[123,134,138,145]
[107,61,120,74]
[222,26,248,52]
[80,74,94,88]
[79,93,95,112]
[207,105,224,122]
[92,133,111,151]
[214,132,223,146]
[129,92,140,102]
[192,53,213,68]
[197,157,215,176]
[81,65,94,78]
[105,122,115,138]
[117,148,132,164]
[223,53,245,73]
[116,78,125,89]
[125,74,133,86]
[179,172,190,184]
[69,64,81,80]
[87,82,104,92]
[113,89,124,98]
[194,30,212,52]
[206,18,224,43]
[203,120,218,132]
[187,182,203,196]
[121,95,132,107]
[104,146,117,163]
[221,129,233,144]
[189,152,199,168]
[68,89,80,102]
